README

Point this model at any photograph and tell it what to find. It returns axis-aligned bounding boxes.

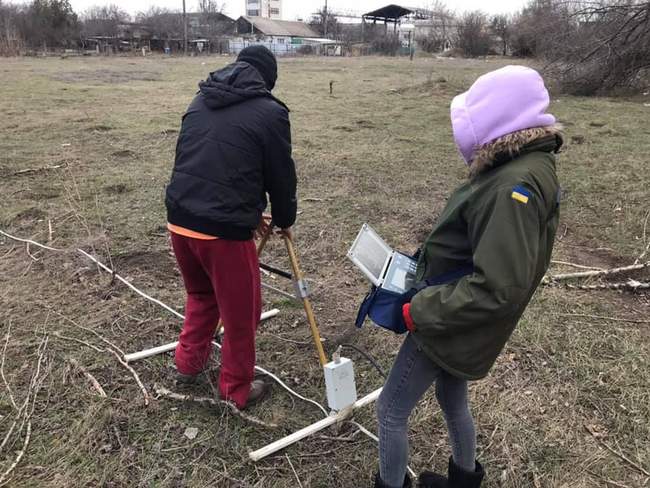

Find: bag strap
[415,263,474,291]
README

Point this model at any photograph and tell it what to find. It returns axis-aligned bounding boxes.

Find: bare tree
[547,1,650,94]
[456,10,490,57]
[81,4,129,38]
[0,1,24,55]
[510,0,574,57]
[196,0,233,39]
[136,7,183,42]
[309,8,338,39]
[415,0,456,53]
[490,14,510,56]
[21,0,79,50]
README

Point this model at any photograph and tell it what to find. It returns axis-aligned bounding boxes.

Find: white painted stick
[248,387,383,462]
[124,309,280,363]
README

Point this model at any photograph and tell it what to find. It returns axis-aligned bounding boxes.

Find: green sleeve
[410,184,542,335]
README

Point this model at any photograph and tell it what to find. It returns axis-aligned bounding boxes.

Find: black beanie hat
[237,45,278,90]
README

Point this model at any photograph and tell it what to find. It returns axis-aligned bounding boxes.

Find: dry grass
[0,54,649,487]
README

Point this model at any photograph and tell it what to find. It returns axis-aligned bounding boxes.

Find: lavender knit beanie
[450,65,556,165]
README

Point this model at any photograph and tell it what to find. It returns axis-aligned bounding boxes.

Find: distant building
[245,0,282,20]
[232,17,339,56]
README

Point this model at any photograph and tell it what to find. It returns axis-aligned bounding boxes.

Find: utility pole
[324,0,328,38]
[182,0,188,55]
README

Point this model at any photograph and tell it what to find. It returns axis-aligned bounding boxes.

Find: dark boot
[417,469,447,488]
[374,472,412,488]
[418,458,485,488]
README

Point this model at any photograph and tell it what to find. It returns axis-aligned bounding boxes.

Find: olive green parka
[409,137,561,380]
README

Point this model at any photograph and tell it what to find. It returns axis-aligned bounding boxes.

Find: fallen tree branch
[565,280,649,291]
[51,332,104,353]
[68,358,107,398]
[0,229,325,419]
[0,420,31,486]
[108,349,149,407]
[543,262,649,283]
[12,163,65,176]
[556,313,650,324]
[154,384,278,429]
[45,307,125,356]
[1,324,17,410]
[585,424,650,477]
[635,210,650,265]
[0,420,19,454]
[286,454,304,488]
[551,260,604,271]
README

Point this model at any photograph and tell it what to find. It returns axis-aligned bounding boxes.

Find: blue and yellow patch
[511,185,532,204]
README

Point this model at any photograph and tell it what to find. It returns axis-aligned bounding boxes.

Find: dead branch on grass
[67,358,107,398]
[565,281,649,291]
[587,471,632,488]
[108,349,149,407]
[543,262,649,283]
[585,424,650,477]
[551,260,604,271]
[635,211,650,265]
[45,306,125,355]
[0,420,31,486]
[25,243,41,262]
[285,454,304,488]
[12,163,65,176]
[1,323,17,410]
[153,385,278,429]
[0,247,15,259]
[51,332,104,353]
[556,313,650,324]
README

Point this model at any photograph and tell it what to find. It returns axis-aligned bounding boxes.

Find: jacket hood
[198,61,288,110]
[450,65,556,165]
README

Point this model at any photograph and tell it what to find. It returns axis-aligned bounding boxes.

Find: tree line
[437,0,649,94]
[0,0,228,54]
[2,0,648,95]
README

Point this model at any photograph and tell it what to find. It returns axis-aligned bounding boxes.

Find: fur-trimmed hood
[470,125,564,177]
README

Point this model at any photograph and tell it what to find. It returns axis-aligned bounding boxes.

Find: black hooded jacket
[165,62,297,240]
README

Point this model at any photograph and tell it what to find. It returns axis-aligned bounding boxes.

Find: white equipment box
[324,357,358,412]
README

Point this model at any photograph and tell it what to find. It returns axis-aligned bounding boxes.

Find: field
[0,54,649,487]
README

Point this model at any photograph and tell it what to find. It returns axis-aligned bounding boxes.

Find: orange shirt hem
[167,223,218,240]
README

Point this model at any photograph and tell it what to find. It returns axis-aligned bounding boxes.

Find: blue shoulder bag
[354,263,474,334]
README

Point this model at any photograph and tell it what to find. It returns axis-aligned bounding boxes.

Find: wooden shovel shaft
[283,235,328,367]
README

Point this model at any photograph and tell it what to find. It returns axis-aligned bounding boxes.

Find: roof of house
[239,17,319,37]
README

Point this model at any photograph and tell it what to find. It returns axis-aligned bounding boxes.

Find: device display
[348,224,417,294]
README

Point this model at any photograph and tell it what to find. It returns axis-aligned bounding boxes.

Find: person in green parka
[374,66,563,488]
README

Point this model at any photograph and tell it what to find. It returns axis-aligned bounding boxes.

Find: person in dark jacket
[165,45,297,410]
[374,66,563,488]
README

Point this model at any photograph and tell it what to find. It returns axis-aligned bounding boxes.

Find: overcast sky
[66,0,529,19]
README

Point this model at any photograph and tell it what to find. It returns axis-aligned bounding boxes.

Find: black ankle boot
[418,458,485,488]
[374,472,412,488]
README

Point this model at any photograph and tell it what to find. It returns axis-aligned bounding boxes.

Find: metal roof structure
[237,17,319,37]
[362,4,414,23]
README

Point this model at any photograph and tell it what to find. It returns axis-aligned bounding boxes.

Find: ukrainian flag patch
[511,185,531,204]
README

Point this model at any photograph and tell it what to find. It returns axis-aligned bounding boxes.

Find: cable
[0,229,327,416]
[2,229,390,458]
[340,343,387,379]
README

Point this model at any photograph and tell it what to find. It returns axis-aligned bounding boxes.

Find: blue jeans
[377,334,476,487]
